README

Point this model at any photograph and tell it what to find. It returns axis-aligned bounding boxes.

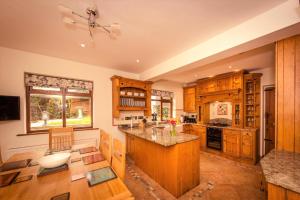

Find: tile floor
[124,151,265,200]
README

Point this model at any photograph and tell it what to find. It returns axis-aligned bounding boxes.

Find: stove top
[206,123,230,127]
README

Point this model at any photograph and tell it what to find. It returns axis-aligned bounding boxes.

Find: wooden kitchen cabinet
[223,128,258,163]
[223,129,241,157]
[276,35,300,153]
[199,126,206,149]
[111,76,152,118]
[126,134,135,159]
[183,86,196,112]
[244,73,262,129]
[241,131,253,159]
[183,124,192,134]
[183,125,206,149]
[196,71,243,95]
[191,125,201,136]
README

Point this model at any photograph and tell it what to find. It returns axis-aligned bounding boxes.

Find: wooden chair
[99,130,112,163]
[111,138,126,180]
[49,127,74,152]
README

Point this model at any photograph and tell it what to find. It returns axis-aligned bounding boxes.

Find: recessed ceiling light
[80,43,86,48]
[228,65,232,69]
[208,75,214,78]
[136,59,140,63]
[234,69,240,72]
[194,74,198,77]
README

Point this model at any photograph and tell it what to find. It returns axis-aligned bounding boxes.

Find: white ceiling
[0,0,286,73]
[158,43,275,83]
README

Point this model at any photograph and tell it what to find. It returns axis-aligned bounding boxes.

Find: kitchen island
[260,150,300,200]
[119,127,200,198]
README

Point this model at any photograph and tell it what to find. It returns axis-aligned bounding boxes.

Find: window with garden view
[26,85,93,132]
[151,95,173,121]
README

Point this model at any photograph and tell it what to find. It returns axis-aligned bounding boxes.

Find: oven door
[206,127,222,150]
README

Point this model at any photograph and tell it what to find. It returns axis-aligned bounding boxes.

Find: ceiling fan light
[58,4,73,15]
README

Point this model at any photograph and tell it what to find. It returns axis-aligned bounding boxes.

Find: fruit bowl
[38,153,71,168]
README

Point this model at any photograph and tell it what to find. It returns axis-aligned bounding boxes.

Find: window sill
[17,127,99,136]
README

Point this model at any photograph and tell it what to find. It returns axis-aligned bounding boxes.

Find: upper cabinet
[197,71,244,95]
[243,73,262,129]
[183,86,196,113]
[111,76,152,118]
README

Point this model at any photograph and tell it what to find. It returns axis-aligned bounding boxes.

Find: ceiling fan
[58,4,121,40]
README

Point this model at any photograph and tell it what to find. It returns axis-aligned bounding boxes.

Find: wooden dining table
[0,147,133,200]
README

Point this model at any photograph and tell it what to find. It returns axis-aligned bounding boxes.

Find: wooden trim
[196,70,245,83]
[111,75,153,85]
[275,35,300,153]
[198,88,241,98]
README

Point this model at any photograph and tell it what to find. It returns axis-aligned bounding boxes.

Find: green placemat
[86,167,117,187]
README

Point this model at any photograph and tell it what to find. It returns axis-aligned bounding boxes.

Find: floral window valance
[24,73,93,91]
[151,89,174,98]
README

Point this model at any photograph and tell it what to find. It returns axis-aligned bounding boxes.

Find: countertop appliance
[206,127,222,150]
[184,116,197,123]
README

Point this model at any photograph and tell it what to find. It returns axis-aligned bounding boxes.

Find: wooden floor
[124,151,264,200]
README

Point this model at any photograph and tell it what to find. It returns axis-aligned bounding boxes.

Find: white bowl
[38,153,71,168]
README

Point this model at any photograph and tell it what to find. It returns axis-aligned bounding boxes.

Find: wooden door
[265,87,275,154]
[223,129,241,157]
[241,131,253,159]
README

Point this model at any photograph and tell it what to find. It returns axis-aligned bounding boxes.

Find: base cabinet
[223,128,257,164]
[199,127,206,149]
[126,134,135,159]
[183,125,206,149]
[126,134,200,198]
[223,129,241,157]
[183,124,257,163]
[241,131,253,159]
[268,183,300,200]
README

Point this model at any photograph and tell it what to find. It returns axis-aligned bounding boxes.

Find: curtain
[24,73,93,91]
[151,89,174,98]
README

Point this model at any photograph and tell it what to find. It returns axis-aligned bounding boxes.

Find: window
[26,86,93,132]
[151,95,173,121]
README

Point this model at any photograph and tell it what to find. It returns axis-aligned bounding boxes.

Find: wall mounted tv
[0,95,20,121]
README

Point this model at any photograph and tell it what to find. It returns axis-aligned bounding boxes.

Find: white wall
[252,67,275,156]
[0,47,138,160]
[152,80,184,118]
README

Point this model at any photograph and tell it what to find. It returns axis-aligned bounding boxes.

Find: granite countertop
[119,127,199,147]
[260,149,300,193]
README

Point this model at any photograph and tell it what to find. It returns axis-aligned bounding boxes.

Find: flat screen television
[0,95,20,121]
